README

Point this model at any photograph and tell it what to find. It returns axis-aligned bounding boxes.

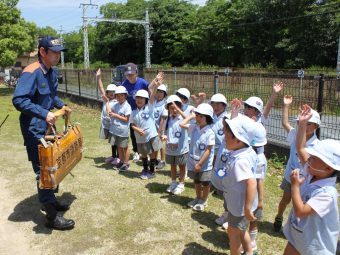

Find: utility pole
[83,9,152,69]
[80,1,98,69]
[58,25,65,69]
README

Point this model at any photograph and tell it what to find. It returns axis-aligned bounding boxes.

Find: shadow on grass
[191,210,220,230]
[258,220,286,239]
[0,86,14,96]
[182,242,227,255]
[118,169,141,179]
[8,192,76,234]
[202,230,229,250]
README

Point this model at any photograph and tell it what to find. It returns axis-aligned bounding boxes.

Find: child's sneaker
[215,211,228,226]
[222,221,228,230]
[166,182,178,193]
[139,169,149,179]
[132,152,140,163]
[192,199,208,211]
[113,161,123,170]
[187,198,200,208]
[105,156,115,163]
[172,183,185,195]
[273,216,283,232]
[119,163,130,172]
[111,157,120,166]
[156,160,165,169]
[146,171,155,179]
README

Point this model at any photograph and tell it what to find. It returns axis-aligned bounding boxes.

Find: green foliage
[268,152,286,171]
[36,26,58,37]
[60,0,339,69]
[0,0,37,67]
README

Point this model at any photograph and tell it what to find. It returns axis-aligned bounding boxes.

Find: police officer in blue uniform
[12,36,75,230]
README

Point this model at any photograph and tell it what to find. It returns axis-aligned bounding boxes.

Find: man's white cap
[194,103,214,119]
[114,86,128,94]
[166,95,182,105]
[210,93,227,105]
[176,88,191,100]
[224,115,257,146]
[244,96,264,113]
[106,84,117,91]
[157,84,168,94]
[251,123,267,147]
[306,139,340,171]
[135,89,149,99]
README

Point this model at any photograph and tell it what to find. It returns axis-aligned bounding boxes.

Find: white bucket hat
[210,93,227,105]
[114,86,128,94]
[106,84,117,92]
[194,103,214,119]
[166,95,182,105]
[135,89,149,99]
[244,96,264,113]
[306,139,340,171]
[251,122,267,147]
[295,109,321,126]
[157,84,168,94]
[176,88,191,100]
[224,115,257,146]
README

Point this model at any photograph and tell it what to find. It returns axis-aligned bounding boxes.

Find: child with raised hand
[108,86,131,171]
[216,115,258,255]
[130,72,164,180]
[283,104,340,255]
[149,83,168,170]
[162,95,189,194]
[96,68,118,164]
[180,103,215,211]
[273,96,320,232]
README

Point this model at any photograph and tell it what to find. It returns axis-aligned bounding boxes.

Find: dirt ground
[0,177,38,255]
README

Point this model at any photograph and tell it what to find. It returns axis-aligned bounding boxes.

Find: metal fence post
[64,70,68,94]
[78,71,81,96]
[214,71,219,94]
[316,73,324,139]
[173,67,177,88]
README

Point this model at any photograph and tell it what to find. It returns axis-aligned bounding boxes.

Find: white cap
[309,109,321,125]
[106,84,117,91]
[166,95,182,106]
[194,103,214,119]
[244,97,264,113]
[135,89,149,99]
[157,84,168,94]
[295,109,321,126]
[114,86,128,94]
[224,115,257,146]
[210,93,227,105]
[306,139,340,171]
[251,123,267,147]
[176,88,191,100]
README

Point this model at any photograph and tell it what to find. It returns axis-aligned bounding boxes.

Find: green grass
[0,85,315,254]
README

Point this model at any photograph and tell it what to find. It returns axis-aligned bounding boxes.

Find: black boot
[44,203,75,230]
[41,201,70,212]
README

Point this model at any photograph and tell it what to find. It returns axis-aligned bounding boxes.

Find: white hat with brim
[251,122,267,147]
[295,109,321,126]
[135,89,149,99]
[244,96,264,113]
[114,86,128,94]
[224,115,256,146]
[157,84,168,93]
[305,139,340,171]
[106,84,117,91]
[194,103,214,119]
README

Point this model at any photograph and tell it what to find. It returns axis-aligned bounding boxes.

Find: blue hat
[38,36,66,52]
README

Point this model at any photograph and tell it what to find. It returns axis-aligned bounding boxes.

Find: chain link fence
[58,68,340,147]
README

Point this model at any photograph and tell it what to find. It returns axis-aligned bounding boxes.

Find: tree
[0,0,37,67]
[37,26,58,38]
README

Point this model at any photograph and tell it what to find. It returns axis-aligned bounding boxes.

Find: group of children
[96,68,340,255]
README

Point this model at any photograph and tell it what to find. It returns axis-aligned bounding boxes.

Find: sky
[17,0,206,33]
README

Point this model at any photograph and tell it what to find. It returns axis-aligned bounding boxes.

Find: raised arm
[180,113,196,129]
[191,92,206,107]
[296,104,313,165]
[230,98,242,119]
[282,95,293,133]
[149,72,164,106]
[96,68,108,102]
[263,81,284,119]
